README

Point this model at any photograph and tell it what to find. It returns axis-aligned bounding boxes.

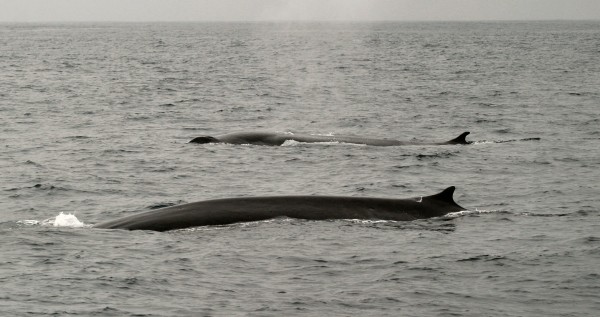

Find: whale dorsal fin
[424,186,462,206]
[421,186,465,212]
[428,186,455,201]
[447,132,470,144]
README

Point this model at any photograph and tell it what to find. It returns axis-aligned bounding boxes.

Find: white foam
[17,220,40,226]
[281,139,344,146]
[472,141,494,145]
[42,212,88,228]
[280,139,366,147]
[343,219,393,224]
[444,209,499,218]
[314,132,336,137]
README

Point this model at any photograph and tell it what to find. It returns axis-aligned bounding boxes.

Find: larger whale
[94,187,466,231]
[189,131,471,146]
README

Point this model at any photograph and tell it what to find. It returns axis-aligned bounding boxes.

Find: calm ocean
[1,21,599,316]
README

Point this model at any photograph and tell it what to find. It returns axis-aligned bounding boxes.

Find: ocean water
[1,21,599,316]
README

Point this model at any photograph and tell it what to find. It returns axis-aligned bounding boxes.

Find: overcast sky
[1,0,599,22]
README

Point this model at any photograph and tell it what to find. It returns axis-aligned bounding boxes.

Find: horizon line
[1,18,599,24]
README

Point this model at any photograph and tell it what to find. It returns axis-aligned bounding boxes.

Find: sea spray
[42,212,88,228]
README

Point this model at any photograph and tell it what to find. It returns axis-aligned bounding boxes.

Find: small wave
[518,212,570,217]
[5,183,63,192]
[65,135,91,140]
[24,160,44,167]
[457,254,509,262]
[520,137,541,142]
[5,183,94,194]
[416,152,456,160]
[32,183,60,190]
[475,138,541,144]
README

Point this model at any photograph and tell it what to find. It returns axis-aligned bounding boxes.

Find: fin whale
[93,187,466,231]
[189,132,471,146]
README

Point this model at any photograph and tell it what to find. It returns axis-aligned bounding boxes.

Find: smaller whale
[93,187,466,231]
[189,131,471,146]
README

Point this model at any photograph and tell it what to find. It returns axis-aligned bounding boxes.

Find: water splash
[42,212,88,228]
[281,139,303,146]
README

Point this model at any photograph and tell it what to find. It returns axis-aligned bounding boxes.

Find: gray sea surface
[1,21,599,316]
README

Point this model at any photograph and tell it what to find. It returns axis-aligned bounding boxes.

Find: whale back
[189,136,219,144]
[94,187,467,231]
[189,131,472,146]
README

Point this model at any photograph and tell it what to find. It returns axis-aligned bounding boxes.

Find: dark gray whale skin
[189,132,471,146]
[93,187,465,231]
